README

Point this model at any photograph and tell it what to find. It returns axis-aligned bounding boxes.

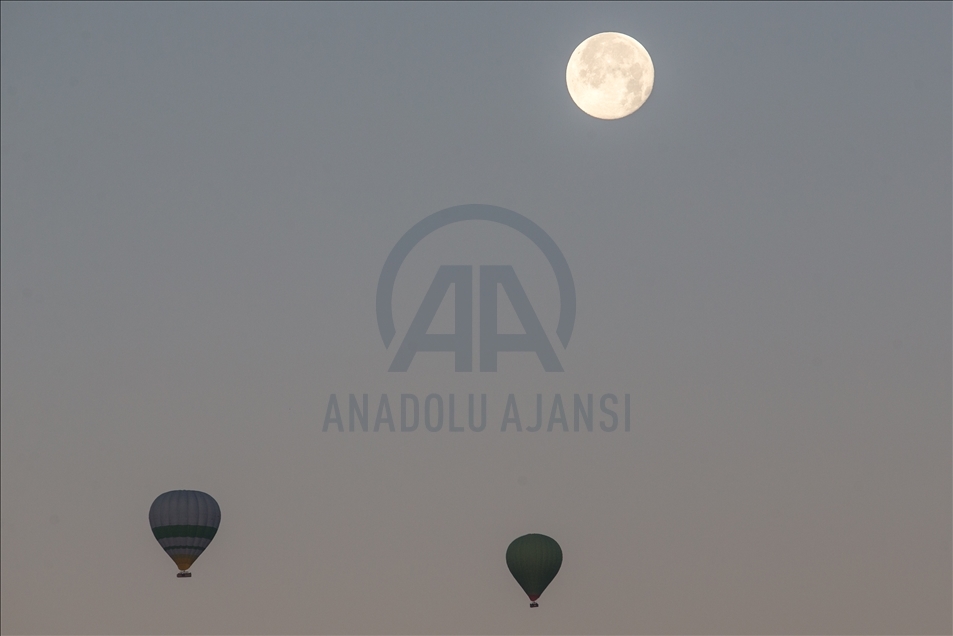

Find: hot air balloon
[149,490,220,578]
[506,533,562,607]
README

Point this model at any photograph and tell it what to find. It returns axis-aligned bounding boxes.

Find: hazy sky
[1,3,950,634]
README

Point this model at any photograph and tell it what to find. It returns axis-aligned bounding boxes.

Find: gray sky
[1,2,950,634]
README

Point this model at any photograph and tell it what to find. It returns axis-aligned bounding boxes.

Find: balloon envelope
[149,490,221,572]
[506,533,562,603]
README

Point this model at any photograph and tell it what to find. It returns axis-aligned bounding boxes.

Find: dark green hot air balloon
[149,490,220,578]
[506,533,562,607]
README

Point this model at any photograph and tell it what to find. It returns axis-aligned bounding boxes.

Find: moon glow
[566,32,654,120]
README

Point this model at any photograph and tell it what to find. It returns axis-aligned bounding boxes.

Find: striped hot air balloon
[149,490,220,578]
[506,533,562,607]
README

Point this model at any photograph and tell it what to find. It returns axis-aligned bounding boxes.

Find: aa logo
[377,205,575,372]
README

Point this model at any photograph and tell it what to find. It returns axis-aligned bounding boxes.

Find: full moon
[566,32,654,120]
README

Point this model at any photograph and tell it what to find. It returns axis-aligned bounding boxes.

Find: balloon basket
[529,602,538,608]
[176,571,192,578]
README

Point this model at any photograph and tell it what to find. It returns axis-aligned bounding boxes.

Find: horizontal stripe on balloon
[158,536,211,549]
[152,525,218,540]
